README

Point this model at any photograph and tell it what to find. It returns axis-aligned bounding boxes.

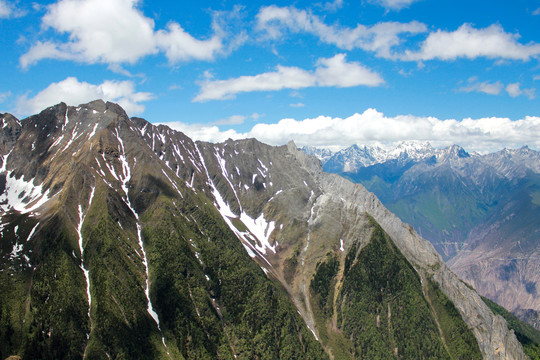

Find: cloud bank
[159,108,540,154]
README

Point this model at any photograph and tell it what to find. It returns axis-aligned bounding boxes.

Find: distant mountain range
[0,101,532,359]
[304,141,540,330]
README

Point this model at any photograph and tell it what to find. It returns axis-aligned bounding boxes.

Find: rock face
[0,101,527,359]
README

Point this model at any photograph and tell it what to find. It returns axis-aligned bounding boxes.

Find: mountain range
[303,141,540,332]
[0,101,535,359]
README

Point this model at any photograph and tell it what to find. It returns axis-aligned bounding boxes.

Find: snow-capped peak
[389,141,434,159]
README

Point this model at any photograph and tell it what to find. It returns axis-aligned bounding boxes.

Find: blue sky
[1,0,539,152]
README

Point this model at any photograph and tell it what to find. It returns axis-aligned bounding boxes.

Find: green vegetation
[0,213,90,360]
[305,217,482,360]
[310,252,339,313]
[337,219,452,359]
[425,277,482,359]
[82,186,161,360]
[482,296,540,359]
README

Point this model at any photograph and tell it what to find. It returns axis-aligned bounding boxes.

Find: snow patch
[10,243,24,260]
[0,172,50,213]
[240,212,276,255]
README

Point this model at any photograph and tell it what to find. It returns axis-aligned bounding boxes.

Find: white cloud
[16,77,154,116]
[314,53,383,87]
[256,5,426,58]
[533,8,540,15]
[155,22,223,63]
[195,65,315,102]
[256,7,540,62]
[458,77,535,99]
[506,82,535,99]
[155,122,243,143]
[0,0,12,18]
[20,0,233,68]
[459,77,503,95]
[371,0,422,11]
[194,53,383,101]
[159,108,540,154]
[402,24,540,61]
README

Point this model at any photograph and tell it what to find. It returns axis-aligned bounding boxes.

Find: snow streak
[115,130,170,357]
[76,186,95,336]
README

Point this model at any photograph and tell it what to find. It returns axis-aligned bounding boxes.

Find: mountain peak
[391,140,435,159]
[435,144,470,162]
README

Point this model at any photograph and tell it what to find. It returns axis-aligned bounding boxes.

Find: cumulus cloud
[194,53,383,101]
[159,108,540,154]
[20,0,233,68]
[155,23,223,63]
[314,54,383,87]
[155,122,243,144]
[459,77,503,95]
[506,82,535,99]
[16,77,154,116]
[256,5,426,58]
[402,24,540,61]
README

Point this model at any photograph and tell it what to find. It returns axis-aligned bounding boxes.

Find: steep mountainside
[0,101,527,359]
[305,142,540,330]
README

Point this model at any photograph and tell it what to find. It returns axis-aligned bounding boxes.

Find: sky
[1,0,540,153]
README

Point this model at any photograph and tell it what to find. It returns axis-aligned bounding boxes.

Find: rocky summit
[0,101,528,359]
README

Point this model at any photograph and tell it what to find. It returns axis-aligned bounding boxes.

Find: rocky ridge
[305,141,540,333]
[0,101,528,359]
